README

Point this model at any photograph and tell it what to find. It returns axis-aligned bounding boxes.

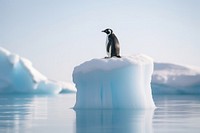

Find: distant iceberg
[73,55,156,109]
[152,62,200,94]
[0,47,74,94]
[59,81,76,93]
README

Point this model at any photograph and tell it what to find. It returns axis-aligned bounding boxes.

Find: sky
[0,0,200,82]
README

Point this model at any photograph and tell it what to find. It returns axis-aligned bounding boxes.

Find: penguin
[102,28,121,58]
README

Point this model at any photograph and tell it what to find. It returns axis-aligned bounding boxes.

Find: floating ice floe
[0,47,75,94]
[152,62,200,94]
[73,55,156,109]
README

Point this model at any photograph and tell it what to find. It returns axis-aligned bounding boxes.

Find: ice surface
[73,54,155,109]
[152,62,200,94]
[0,47,64,94]
[59,81,76,93]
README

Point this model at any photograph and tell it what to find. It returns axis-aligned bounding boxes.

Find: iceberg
[152,62,200,94]
[59,81,76,93]
[73,54,155,109]
[0,47,63,94]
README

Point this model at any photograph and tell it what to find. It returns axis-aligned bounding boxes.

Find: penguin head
[102,28,113,35]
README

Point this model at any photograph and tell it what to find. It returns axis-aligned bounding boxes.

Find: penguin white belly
[106,35,111,57]
[109,46,111,57]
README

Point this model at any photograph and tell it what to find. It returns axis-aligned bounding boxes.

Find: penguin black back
[102,28,121,58]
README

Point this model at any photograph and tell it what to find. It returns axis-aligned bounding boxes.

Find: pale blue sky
[0,0,200,81]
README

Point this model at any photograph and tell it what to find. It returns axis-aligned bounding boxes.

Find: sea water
[0,94,200,133]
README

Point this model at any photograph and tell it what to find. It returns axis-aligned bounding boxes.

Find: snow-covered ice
[152,62,200,94]
[73,54,155,109]
[0,47,73,94]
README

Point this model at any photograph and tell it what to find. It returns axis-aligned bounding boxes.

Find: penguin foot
[104,56,121,59]
[116,55,121,58]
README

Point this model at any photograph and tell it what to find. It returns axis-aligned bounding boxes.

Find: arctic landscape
[1,0,200,132]
[1,47,200,95]
[0,47,200,133]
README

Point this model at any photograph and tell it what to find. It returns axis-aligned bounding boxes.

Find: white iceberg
[0,47,64,94]
[152,62,200,94]
[73,54,155,109]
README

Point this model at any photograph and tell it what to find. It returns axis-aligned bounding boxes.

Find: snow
[73,54,156,109]
[0,47,73,94]
[152,62,200,94]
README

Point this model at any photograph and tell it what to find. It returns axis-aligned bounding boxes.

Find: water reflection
[1,94,200,133]
[75,109,154,133]
[153,95,200,133]
[0,95,48,133]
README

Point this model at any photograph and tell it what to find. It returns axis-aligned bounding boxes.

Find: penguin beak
[102,30,106,33]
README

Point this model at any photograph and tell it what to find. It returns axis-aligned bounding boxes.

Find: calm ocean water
[0,94,200,133]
